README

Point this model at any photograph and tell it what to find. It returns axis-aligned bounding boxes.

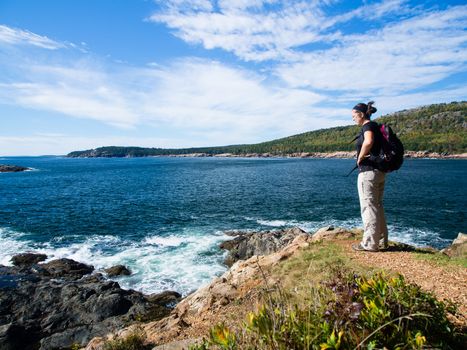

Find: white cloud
[137,59,327,132]
[275,5,467,94]
[0,24,64,49]
[375,86,467,113]
[0,55,346,144]
[0,72,139,129]
[0,135,196,156]
[150,1,466,98]
[151,1,325,61]
[150,0,407,61]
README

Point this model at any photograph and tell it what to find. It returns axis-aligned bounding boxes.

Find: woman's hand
[357,154,370,165]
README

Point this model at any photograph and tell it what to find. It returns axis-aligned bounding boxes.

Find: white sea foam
[0,220,451,296]
[143,235,196,247]
[250,217,310,229]
[99,230,230,295]
[0,226,230,296]
[386,225,451,248]
[256,219,289,227]
[39,235,122,263]
[0,227,34,265]
[252,218,326,232]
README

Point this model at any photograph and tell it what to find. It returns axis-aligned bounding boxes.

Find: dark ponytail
[366,101,377,117]
[353,101,377,119]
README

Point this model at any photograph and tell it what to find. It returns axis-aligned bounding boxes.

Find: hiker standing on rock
[351,101,388,252]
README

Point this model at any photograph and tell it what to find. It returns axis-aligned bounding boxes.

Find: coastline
[2,227,465,349]
[67,151,467,159]
[162,151,467,159]
[85,227,466,349]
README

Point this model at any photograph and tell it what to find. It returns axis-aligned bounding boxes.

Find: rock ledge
[0,254,181,350]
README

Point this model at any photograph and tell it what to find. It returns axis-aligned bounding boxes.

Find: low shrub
[102,328,150,350]
[190,271,465,349]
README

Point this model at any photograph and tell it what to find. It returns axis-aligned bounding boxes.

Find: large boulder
[311,226,357,241]
[104,264,131,277]
[40,258,94,280]
[0,165,29,172]
[0,256,180,350]
[441,233,467,258]
[11,253,47,267]
[148,291,182,306]
[220,227,308,266]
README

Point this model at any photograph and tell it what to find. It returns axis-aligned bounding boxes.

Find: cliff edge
[84,228,466,350]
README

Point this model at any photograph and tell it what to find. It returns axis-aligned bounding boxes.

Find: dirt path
[340,240,467,325]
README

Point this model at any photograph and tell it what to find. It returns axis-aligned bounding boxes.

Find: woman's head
[352,101,377,125]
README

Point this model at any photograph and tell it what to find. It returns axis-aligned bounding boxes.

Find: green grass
[276,241,348,275]
[413,251,467,268]
[273,240,369,293]
[190,238,466,350]
[102,328,151,350]
[190,270,465,350]
[266,242,351,313]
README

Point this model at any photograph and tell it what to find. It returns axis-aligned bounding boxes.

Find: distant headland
[67,102,466,159]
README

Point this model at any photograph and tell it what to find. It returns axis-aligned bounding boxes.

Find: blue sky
[0,0,466,156]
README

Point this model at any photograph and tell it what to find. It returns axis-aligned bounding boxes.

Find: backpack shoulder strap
[349,134,359,144]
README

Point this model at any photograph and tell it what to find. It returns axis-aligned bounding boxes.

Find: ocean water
[0,157,465,295]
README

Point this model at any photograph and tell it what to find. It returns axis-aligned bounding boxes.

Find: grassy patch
[102,328,151,350]
[189,240,465,349]
[413,251,467,268]
[190,270,465,350]
[272,241,368,293]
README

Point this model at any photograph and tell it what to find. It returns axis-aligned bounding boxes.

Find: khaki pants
[357,170,388,250]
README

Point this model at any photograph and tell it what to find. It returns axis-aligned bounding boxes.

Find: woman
[351,101,388,252]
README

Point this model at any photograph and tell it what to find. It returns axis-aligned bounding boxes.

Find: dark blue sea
[0,157,465,295]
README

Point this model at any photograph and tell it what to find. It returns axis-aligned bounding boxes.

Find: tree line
[68,101,466,157]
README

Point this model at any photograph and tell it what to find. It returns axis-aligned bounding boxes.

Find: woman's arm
[357,130,374,165]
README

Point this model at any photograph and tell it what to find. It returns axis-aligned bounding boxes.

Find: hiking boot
[352,243,379,252]
[379,239,389,250]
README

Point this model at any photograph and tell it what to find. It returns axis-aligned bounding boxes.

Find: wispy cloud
[0,59,140,129]
[275,5,467,94]
[0,134,197,156]
[0,24,65,49]
[136,59,335,134]
[4,81,139,129]
[150,2,466,97]
[374,86,467,112]
[150,0,407,61]
[0,52,347,144]
[150,0,326,61]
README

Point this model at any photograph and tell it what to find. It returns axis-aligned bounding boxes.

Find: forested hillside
[68,101,466,157]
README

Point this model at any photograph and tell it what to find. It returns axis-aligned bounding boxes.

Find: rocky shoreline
[89,228,465,350]
[167,151,467,159]
[1,229,465,349]
[0,254,181,350]
[69,151,467,159]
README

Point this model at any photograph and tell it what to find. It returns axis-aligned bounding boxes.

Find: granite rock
[0,165,29,172]
[219,227,308,266]
[0,256,181,350]
[104,264,132,277]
